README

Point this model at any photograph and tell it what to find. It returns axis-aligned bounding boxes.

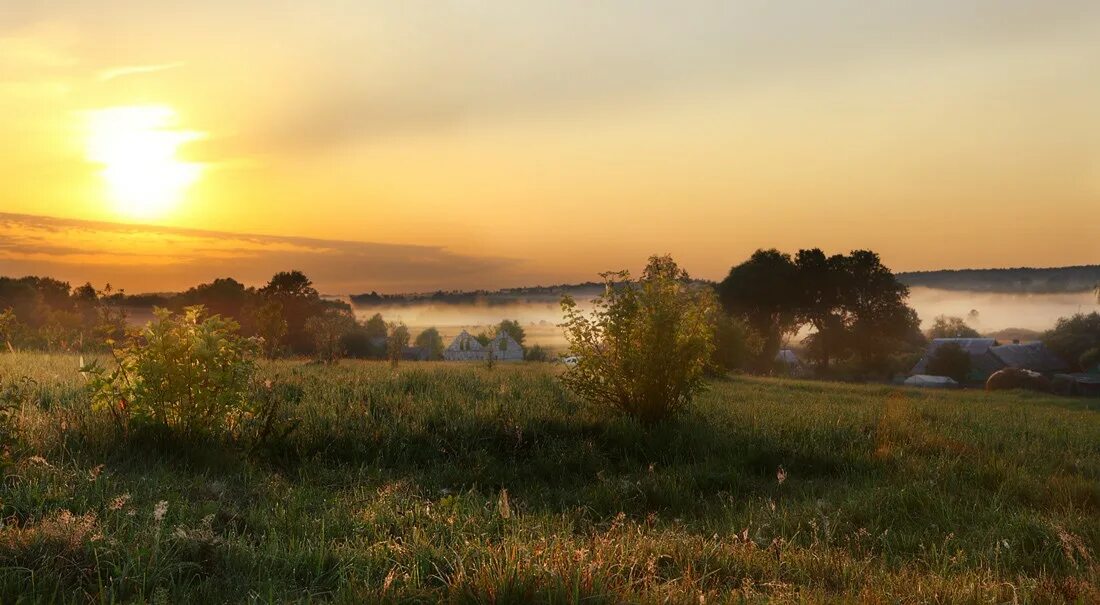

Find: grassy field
[1,353,1098,603]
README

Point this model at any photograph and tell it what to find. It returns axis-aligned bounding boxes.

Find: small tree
[250,300,288,358]
[414,327,445,360]
[387,322,410,368]
[925,342,971,383]
[710,313,764,374]
[0,309,17,353]
[928,315,981,339]
[1043,312,1100,371]
[497,319,526,348]
[525,344,550,362]
[304,308,355,363]
[82,306,258,437]
[561,255,716,424]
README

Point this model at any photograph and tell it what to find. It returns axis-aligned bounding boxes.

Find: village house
[443,329,524,362]
[910,338,1068,383]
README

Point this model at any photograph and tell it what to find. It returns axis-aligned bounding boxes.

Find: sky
[2,1,1099,293]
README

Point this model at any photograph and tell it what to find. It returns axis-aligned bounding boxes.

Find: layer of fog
[346,288,1100,349]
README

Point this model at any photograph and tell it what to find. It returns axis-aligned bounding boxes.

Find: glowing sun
[85,105,204,219]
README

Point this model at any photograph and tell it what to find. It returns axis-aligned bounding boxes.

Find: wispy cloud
[0,213,535,294]
[98,61,185,82]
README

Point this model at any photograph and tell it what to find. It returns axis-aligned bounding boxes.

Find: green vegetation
[1043,312,1100,372]
[80,307,258,438]
[925,342,972,383]
[929,315,982,340]
[717,249,924,377]
[0,354,1097,602]
[561,255,716,424]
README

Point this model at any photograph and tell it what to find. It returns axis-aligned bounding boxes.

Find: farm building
[911,338,1068,383]
[442,330,524,362]
[988,342,1068,374]
[775,349,807,376]
[911,338,1002,382]
[443,330,485,361]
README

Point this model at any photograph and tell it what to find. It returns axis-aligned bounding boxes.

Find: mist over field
[335,287,1100,348]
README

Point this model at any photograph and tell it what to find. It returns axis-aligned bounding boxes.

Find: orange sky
[2,1,1099,292]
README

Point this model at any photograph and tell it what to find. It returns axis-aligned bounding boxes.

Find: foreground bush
[561,255,716,423]
[82,306,258,437]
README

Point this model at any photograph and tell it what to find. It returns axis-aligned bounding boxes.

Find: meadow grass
[1,353,1098,603]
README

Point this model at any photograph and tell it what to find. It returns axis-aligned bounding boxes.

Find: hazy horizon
[3,1,1099,288]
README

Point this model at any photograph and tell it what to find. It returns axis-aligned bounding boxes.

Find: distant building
[443,330,486,361]
[442,329,523,362]
[904,374,959,389]
[486,331,524,361]
[988,342,1068,374]
[775,349,807,376]
[911,338,1068,383]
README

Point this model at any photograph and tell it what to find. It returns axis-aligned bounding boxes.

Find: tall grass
[1,353,1097,602]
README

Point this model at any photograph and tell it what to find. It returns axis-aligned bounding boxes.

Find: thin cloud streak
[0,213,539,294]
[98,61,185,81]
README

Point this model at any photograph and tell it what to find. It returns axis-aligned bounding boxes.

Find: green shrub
[560,255,716,424]
[925,342,971,383]
[82,306,258,437]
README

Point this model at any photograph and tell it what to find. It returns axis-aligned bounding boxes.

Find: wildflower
[776,466,787,485]
[109,494,131,511]
[88,464,105,481]
[153,500,169,523]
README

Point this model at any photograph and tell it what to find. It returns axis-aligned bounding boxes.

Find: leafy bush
[304,308,355,363]
[1043,312,1100,371]
[925,342,971,383]
[414,327,445,360]
[709,313,763,375]
[82,306,258,437]
[524,344,550,362]
[927,315,981,339]
[387,323,410,368]
[560,255,716,424]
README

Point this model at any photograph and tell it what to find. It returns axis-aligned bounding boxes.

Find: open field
[1,354,1099,603]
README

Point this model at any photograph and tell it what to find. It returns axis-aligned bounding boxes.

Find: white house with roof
[443,330,524,362]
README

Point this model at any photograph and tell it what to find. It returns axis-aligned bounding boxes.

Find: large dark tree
[716,249,801,370]
[718,248,921,375]
[179,277,252,320]
[797,249,920,372]
[259,271,322,353]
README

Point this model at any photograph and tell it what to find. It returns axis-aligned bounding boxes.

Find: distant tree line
[0,271,555,365]
[898,265,1100,294]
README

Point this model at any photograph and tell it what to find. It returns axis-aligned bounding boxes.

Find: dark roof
[911,338,1001,376]
[990,342,1068,373]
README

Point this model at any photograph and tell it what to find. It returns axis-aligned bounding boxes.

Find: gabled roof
[445,330,483,352]
[775,349,801,365]
[911,338,1002,377]
[489,331,521,350]
[990,342,1068,373]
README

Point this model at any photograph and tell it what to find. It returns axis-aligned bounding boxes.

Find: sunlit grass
[1,353,1098,602]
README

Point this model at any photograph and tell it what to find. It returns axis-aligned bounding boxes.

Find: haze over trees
[717,249,923,377]
[927,315,981,339]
